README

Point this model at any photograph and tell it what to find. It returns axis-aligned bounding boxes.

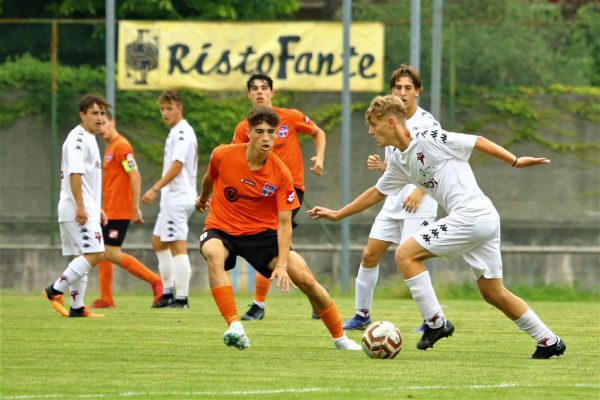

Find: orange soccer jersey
[232,106,315,192]
[102,134,138,220]
[203,144,300,236]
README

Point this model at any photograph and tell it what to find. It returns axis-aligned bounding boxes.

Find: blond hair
[364,95,407,125]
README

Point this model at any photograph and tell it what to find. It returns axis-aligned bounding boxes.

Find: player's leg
[200,230,250,350]
[151,209,176,307]
[163,205,194,308]
[92,258,114,308]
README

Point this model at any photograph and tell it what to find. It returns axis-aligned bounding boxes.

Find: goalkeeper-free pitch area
[1,292,598,399]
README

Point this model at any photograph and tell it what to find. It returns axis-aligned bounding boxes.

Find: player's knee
[362,248,380,266]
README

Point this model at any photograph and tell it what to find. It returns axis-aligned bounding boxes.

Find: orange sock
[317,302,344,339]
[97,260,114,304]
[211,285,239,325]
[121,254,160,284]
[254,273,271,302]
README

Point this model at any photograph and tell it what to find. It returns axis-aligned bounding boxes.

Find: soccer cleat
[531,337,566,359]
[151,280,164,306]
[69,306,105,318]
[151,293,174,308]
[416,319,455,350]
[241,303,265,321]
[223,325,251,350]
[42,286,69,317]
[167,299,189,309]
[342,314,372,331]
[90,298,115,308]
[412,321,427,333]
[333,335,362,351]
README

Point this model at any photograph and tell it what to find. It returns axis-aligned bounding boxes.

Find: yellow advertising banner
[118,21,384,92]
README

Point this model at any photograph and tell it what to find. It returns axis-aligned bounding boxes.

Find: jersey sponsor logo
[96,160,102,169]
[277,125,289,138]
[261,182,277,197]
[108,229,119,240]
[225,186,261,202]
[240,178,256,186]
[199,231,208,242]
[417,152,425,165]
[286,190,296,204]
[422,178,438,189]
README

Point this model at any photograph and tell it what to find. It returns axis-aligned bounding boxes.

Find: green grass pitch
[1,292,598,399]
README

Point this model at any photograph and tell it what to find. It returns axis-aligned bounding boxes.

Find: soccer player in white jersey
[309,95,566,359]
[42,94,109,318]
[343,65,439,331]
[142,90,198,309]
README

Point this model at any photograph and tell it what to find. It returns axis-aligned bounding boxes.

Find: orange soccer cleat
[42,286,69,317]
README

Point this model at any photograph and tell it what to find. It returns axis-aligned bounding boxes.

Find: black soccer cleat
[241,303,265,321]
[167,298,189,309]
[531,337,566,359]
[152,293,174,308]
[416,319,455,350]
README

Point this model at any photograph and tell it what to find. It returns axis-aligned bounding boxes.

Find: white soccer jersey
[376,129,498,220]
[379,107,439,219]
[160,119,198,206]
[58,125,102,222]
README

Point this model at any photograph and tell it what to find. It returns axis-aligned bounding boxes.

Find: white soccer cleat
[223,322,251,351]
[333,335,362,351]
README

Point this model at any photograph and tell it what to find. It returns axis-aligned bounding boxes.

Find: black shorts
[291,188,304,229]
[199,229,280,278]
[102,220,130,246]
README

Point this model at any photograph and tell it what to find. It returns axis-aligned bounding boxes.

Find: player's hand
[142,188,157,204]
[270,264,297,293]
[367,154,386,171]
[195,196,210,212]
[131,207,144,224]
[100,209,108,225]
[512,157,551,168]
[75,204,88,225]
[307,206,340,221]
[402,187,425,213]
[309,156,324,176]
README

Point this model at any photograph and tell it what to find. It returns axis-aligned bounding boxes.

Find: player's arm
[70,173,88,225]
[307,186,385,221]
[195,172,213,212]
[141,160,184,204]
[474,136,550,168]
[127,168,143,223]
[271,209,294,293]
[308,125,326,176]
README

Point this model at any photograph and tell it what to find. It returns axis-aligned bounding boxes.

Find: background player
[196,106,360,351]
[232,74,327,321]
[142,90,198,309]
[343,65,439,331]
[42,94,108,318]
[91,111,163,308]
[309,95,565,359]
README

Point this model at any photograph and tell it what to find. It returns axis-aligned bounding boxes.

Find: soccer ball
[361,321,403,359]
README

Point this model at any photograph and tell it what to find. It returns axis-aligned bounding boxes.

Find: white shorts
[413,215,503,280]
[369,215,436,245]
[59,221,105,256]
[153,204,195,242]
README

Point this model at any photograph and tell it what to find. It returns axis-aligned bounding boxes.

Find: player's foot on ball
[69,306,105,318]
[241,303,264,320]
[90,298,115,308]
[333,335,362,350]
[223,322,250,350]
[151,280,163,306]
[152,293,174,308]
[342,314,371,331]
[416,319,454,350]
[42,286,68,317]
[531,337,566,359]
[167,298,189,309]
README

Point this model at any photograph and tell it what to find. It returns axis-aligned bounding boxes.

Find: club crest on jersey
[417,152,425,165]
[105,152,113,162]
[277,125,289,138]
[261,182,277,197]
[286,190,296,204]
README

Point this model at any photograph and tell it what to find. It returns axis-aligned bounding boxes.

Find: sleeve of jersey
[207,146,223,181]
[289,109,316,135]
[232,122,249,144]
[440,131,477,161]
[375,154,409,197]
[114,143,137,172]
[276,168,300,211]
[66,136,85,174]
[171,130,193,163]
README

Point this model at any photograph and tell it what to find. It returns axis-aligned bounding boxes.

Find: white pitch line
[2,384,599,399]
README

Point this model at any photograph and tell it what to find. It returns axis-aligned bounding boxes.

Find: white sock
[53,256,92,293]
[229,321,244,331]
[515,308,558,346]
[156,250,174,291]
[173,254,192,299]
[69,274,87,309]
[405,271,445,328]
[355,264,379,316]
[253,301,265,309]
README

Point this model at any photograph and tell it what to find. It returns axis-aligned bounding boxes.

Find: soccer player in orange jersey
[196,107,360,351]
[90,111,163,308]
[233,74,327,321]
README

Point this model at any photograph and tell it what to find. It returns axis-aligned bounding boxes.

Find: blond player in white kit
[42,94,109,318]
[310,95,566,359]
[142,90,198,309]
[343,65,439,331]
